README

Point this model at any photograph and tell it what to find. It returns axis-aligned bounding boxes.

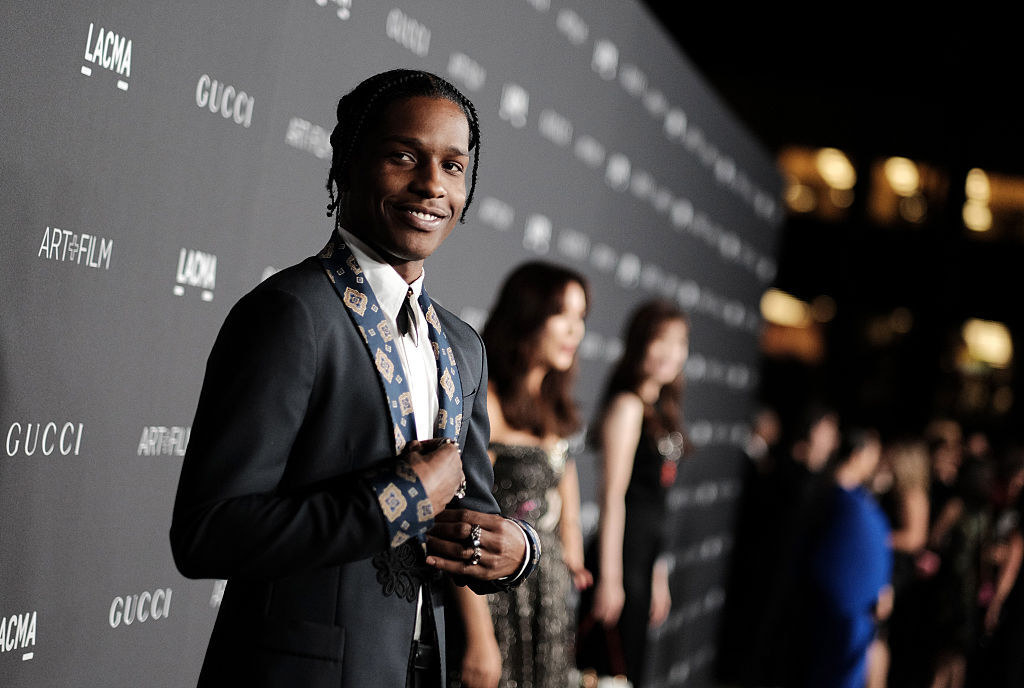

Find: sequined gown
[487,441,572,688]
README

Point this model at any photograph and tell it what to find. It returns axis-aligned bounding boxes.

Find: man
[170,69,538,688]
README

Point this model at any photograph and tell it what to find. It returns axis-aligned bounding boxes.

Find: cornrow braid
[325,69,481,223]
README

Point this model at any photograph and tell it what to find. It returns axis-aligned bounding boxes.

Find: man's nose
[411,163,446,197]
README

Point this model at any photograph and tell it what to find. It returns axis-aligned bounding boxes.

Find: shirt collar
[338,227,425,320]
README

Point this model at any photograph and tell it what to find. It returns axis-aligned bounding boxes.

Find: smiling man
[170,69,539,688]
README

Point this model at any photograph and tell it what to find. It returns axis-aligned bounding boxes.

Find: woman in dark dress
[450,262,592,688]
[877,439,931,688]
[579,300,690,687]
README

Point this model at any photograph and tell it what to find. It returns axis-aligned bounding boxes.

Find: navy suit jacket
[170,255,500,687]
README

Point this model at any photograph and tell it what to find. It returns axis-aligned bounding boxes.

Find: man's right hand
[404,439,465,516]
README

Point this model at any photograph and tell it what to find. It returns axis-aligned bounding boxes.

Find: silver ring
[468,546,482,566]
[470,524,482,548]
[454,479,467,500]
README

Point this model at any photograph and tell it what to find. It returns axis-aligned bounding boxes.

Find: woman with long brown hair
[578,299,690,687]
[451,261,592,688]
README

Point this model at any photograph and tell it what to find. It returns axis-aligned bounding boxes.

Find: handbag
[575,613,633,688]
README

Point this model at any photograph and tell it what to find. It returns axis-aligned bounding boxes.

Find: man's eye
[444,162,465,174]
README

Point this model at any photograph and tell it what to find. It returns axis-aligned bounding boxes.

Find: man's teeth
[408,210,441,221]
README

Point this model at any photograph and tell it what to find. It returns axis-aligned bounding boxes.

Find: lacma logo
[0,610,37,661]
[386,8,430,57]
[81,22,132,91]
[498,83,529,129]
[174,248,216,301]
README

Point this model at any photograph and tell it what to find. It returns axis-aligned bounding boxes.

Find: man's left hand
[425,509,526,580]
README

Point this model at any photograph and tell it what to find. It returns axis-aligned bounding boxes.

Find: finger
[433,509,504,526]
[427,533,487,565]
[425,552,490,578]
[432,508,471,523]
[427,521,476,542]
[422,437,459,454]
[425,534,474,560]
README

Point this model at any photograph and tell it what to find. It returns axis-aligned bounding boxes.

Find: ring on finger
[454,479,467,500]
[468,545,482,566]
[469,524,482,548]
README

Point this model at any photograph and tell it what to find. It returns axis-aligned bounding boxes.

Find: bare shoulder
[605,391,645,422]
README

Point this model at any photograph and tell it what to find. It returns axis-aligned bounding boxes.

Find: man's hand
[405,439,464,518]
[425,509,526,580]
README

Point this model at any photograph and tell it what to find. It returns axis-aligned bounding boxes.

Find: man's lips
[395,204,450,228]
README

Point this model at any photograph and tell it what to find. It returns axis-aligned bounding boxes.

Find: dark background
[642,6,1024,443]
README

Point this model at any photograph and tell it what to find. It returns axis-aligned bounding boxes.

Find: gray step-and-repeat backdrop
[1,2,781,686]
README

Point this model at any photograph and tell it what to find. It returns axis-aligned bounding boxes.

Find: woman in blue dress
[797,427,893,688]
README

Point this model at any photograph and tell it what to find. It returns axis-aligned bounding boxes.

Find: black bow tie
[397,288,419,346]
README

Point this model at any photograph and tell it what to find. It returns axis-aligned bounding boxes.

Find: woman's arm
[986,530,1024,633]
[649,556,671,628]
[592,392,645,626]
[452,584,501,688]
[928,497,964,550]
[559,458,593,590]
[890,487,930,553]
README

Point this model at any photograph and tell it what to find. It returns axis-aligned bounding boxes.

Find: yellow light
[963,318,1013,368]
[761,288,812,328]
[816,148,857,190]
[785,181,817,213]
[884,157,920,196]
[965,168,991,202]
[900,195,927,223]
[829,187,855,208]
[963,199,993,232]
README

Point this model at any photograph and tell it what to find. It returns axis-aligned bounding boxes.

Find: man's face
[341,96,470,281]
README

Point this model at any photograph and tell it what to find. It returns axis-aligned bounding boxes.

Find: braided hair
[325,69,481,223]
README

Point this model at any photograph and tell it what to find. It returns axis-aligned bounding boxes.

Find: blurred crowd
[718,406,1024,688]
[442,257,1024,688]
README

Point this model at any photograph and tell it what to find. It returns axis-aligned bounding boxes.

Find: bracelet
[492,517,541,591]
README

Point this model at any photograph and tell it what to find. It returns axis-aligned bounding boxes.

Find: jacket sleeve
[169,286,392,581]
[448,325,498,517]
[445,325,537,593]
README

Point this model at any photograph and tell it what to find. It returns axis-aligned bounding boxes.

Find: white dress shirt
[339,227,439,442]
[338,227,531,638]
[339,227,441,641]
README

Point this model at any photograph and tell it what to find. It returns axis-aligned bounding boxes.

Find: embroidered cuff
[367,459,435,548]
[493,517,541,591]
